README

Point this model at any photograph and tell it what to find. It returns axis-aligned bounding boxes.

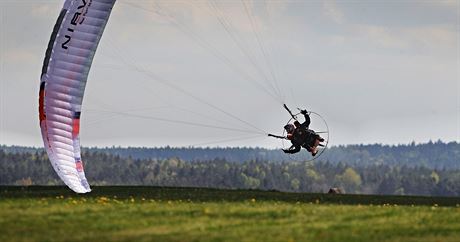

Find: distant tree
[290,178,300,190]
[430,171,440,184]
[378,173,402,195]
[334,168,362,193]
[2,144,460,196]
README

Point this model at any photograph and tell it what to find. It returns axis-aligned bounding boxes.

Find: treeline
[2,141,459,168]
[1,148,459,196]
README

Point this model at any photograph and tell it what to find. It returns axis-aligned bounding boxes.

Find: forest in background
[1,141,459,196]
[3,140,459,168]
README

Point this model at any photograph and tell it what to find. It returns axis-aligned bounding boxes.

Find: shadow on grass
[1,186,459,207]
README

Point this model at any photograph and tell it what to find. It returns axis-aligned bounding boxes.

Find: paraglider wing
[39,0,116,193]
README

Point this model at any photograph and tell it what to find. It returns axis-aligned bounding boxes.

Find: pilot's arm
[300,109,311,129]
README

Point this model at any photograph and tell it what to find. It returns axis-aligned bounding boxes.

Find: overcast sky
[0,0,459,148]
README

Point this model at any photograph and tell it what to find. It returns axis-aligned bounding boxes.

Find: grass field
[1,186,459,242]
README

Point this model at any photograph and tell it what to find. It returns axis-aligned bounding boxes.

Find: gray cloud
[0,0,458,148]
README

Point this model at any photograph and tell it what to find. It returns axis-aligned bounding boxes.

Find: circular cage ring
[281,111,330,161]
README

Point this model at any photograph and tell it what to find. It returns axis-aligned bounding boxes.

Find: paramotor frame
[281,110,330,161]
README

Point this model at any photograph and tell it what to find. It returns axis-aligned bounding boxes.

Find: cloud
[2,0,458,147]
[150,1,221,30]
[322,0,345,24]
[31,3,58,17]
[406,25,458,50]
[351,23,458,56]
[3,48,38,64]
[354,24,408,49]
[265,0,289,18]
[428,0,458,7]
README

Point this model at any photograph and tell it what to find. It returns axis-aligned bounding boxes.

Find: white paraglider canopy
[39,0,116,193]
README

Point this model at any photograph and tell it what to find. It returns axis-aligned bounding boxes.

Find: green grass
[1,186,459,242]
